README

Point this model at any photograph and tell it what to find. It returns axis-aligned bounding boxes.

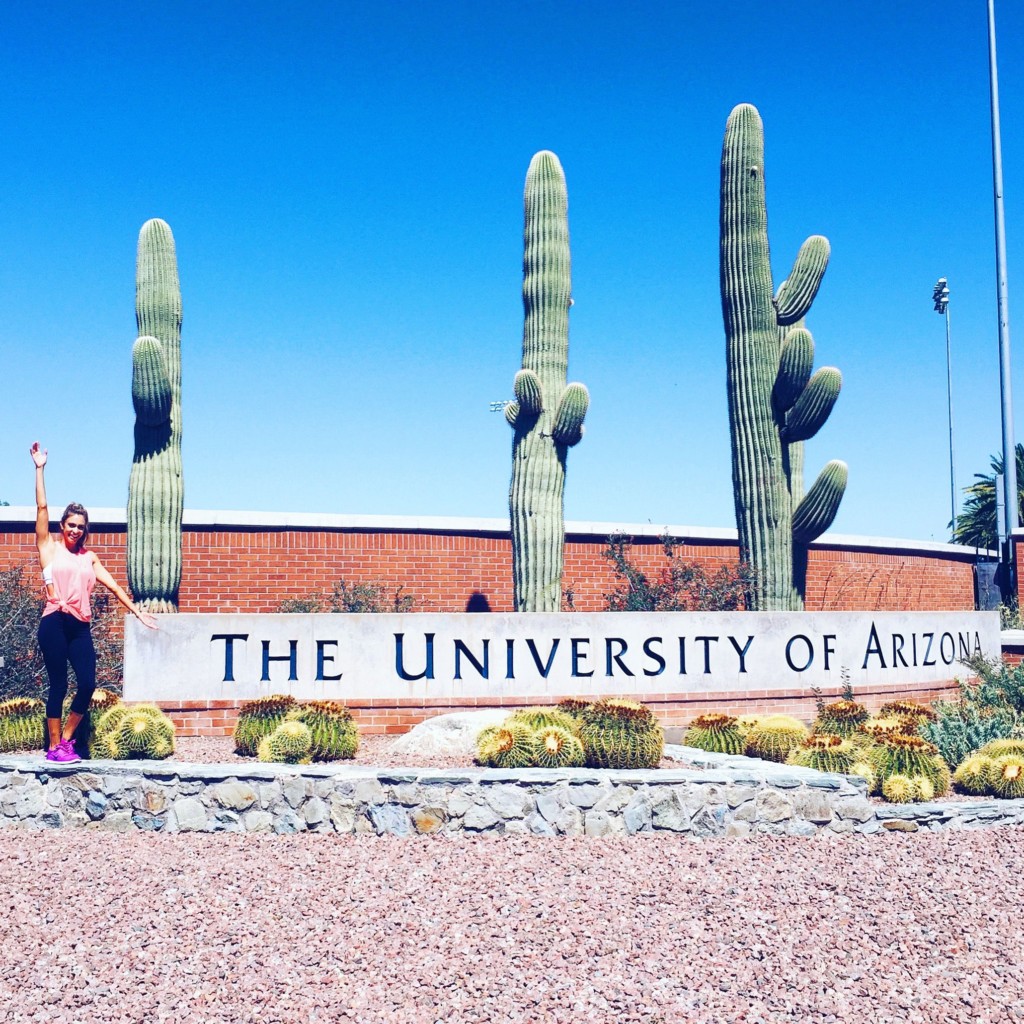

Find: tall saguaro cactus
[506,151,589,611]
[720,104,847,610]
[127,218,183,612]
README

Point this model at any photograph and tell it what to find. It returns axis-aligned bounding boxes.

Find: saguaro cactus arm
[783,366,842,443]
[793,460,848,544]
[774,236,830,325]
[772,327,814,413]
[551,382,589,446]
[131,336,171,427]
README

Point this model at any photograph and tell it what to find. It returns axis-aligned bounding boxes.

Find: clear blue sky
[2,2,1022,544]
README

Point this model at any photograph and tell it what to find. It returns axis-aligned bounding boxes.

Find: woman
[31,442,158,763]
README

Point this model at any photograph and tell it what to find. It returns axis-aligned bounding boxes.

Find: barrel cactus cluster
[128,218,184,613]
[0,698,44,753]
[951,739,1024,799]
[234,694,359,763]
[91,702,176,760]
[720,103,846,610]
[679,698,963,803]
[506,151,589,612]
[475,698,663,770]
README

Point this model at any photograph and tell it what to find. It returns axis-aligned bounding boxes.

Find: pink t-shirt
[42,542,96,622]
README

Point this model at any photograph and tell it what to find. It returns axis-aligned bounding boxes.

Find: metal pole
[944,301,957,534]
[988,0,1018,578]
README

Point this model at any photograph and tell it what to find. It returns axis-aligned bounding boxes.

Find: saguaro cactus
[720,103,847,610]
[127,218,183,612]
[506,151,589,611]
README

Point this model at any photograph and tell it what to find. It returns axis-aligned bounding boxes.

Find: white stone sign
[124,610,1000,703]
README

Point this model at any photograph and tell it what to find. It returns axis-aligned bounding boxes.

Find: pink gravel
[170,735,693,771]
[1,828,1022,1023]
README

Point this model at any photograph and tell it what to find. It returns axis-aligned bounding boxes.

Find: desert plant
[107,704,175,759]
[507,706,579,734]
[860,716,907,741]
[128,218,183,613]
[683,713,745,756]
[284,702,358,761]
[278,580,414,613]
[577,698,664,769]
[878,700,937,732]
[720,103,846,610]
[533,725,585,769]
[477,722,536,769]
[922,697,1018,769]
[233,694,298,756]
[603,534,755,612]
[989,754,1024,799]
[813,699,869,738]
[506,150,589,612]
[745,715,809,763]
[952,754,997,796]
[556,698,592,719]
[787,734,856,775]
[978,738,1024,758]
[0,697,44,753]
[734,714,763,737]
[881,774,917,804]
[874,734,950,797]
[258,720,313,765]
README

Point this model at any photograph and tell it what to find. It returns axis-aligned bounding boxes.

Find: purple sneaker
[45,739,80,764]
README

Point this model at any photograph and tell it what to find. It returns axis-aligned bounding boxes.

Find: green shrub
[921,697,1018,769]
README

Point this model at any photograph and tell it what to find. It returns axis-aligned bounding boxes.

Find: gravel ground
[170,735,693,771]
[2,828,1023,1023]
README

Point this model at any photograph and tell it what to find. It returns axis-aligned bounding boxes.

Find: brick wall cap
[0,506,992,558]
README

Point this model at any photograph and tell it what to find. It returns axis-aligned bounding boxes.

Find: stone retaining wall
[3,748,1023,837]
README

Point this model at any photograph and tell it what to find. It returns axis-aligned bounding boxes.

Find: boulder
[390,710,510,757]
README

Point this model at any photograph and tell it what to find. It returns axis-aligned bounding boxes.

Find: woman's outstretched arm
[92,557,159,629]
[30,442,52,566]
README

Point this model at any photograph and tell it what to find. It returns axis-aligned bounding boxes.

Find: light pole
[988,0,1017,585]
[933,278,957,535]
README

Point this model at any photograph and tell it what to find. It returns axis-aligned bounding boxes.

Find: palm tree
[954,443,1024,550]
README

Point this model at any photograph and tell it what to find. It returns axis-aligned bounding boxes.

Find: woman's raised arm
[30,442,52,562]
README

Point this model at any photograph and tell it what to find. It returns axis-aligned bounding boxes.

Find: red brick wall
[0,516,982,735]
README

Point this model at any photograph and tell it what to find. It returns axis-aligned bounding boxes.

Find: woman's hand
[30,442,47,468]
[135,609,160,629]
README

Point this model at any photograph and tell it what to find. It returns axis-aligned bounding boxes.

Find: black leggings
[38,612,96,718]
